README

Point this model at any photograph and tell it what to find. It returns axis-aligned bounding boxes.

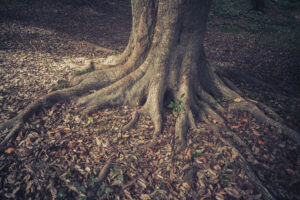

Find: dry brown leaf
[215,192,225,200]
[4,147,15,154]
[234,98,243,102]
[213,164,221,171]
[68,141,76,148]
[63,127,71,134]
[61,148,66,155]
[258,140,264,145]
[95,137,101,146]
[137,178,147,189]
[47,131,55,137]
[140,194,151,200]
[186,150,191,158]
[285,168,295,175]
[100,146,106,154]
[16,131,23,141]
[26,181,33,193]
[197,156,207,163]
[231,125,241,129]
[224,187,241,198]
[24,139,34,149]
[182,182,190,189]
[232,150,238,160]
[122,133,130,138]
[252,130,261,136]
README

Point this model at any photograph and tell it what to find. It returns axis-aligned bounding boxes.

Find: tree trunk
[1,1,300,199]
[72,0,219,150]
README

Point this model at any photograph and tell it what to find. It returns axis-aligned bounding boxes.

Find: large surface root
[229,101,300,144]
[212,125,276,200]
[0,65,136,150]
[0,54,299,200]
[178,73,298,199]
[192,89,278,199]
[0,87,86,151]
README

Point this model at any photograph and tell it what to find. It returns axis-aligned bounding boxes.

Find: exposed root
[211,124,276,200]
[0,88,84,151]
[181,72,297,199]
[195,96,270,168]
[248,99,286,124]
[219,74,290,128]
[97,157,113,182]
[0,64,142,150]
[207,70,300,145]
[0,119,23,151]
[196,88,226,113]
[76,59,150,115]
[122,111,140,131]
[174,108,189,151]
[199,105,260,164]
[215,71,300,145]
[86,158,113,199]
[186,90,278,197]
[229,101,300,144]
[0,22,298,200]
[197,101,224,124]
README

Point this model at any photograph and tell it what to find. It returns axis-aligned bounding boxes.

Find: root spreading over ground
[1,0,300,199]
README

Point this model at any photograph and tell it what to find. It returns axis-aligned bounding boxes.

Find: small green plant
[192,149,203,158]
[74,62,95,76]
[168,93,185,115]
[57,188,66,199]
[97,184,114,197]
[141,116,146,123]
[89,174,99,187]
[213,98,222,105]
[87,117,94,125]
[213,97,227,105]
[73,181,86,193]
[117,174,124,183]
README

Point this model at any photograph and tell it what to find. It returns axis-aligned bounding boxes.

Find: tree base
[1,54,299,199]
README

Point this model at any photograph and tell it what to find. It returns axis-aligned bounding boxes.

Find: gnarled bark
[1,1,299,199]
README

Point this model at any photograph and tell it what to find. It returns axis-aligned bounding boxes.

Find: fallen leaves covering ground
[0,0,300,199]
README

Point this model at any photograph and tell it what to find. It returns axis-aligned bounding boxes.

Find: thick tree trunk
[73,0,217,150]
[1,1,300,199]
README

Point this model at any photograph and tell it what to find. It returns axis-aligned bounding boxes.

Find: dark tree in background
[1,1,299,199]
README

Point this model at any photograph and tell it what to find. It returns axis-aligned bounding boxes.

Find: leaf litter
[0,0,300,199]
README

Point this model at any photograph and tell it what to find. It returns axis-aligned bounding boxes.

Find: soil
[0,0,299,199]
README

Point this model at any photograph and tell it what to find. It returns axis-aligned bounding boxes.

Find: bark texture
[1,1,299,199]
[73,0,218,150]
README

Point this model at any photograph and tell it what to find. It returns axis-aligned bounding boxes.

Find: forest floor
[0,0,299,199]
